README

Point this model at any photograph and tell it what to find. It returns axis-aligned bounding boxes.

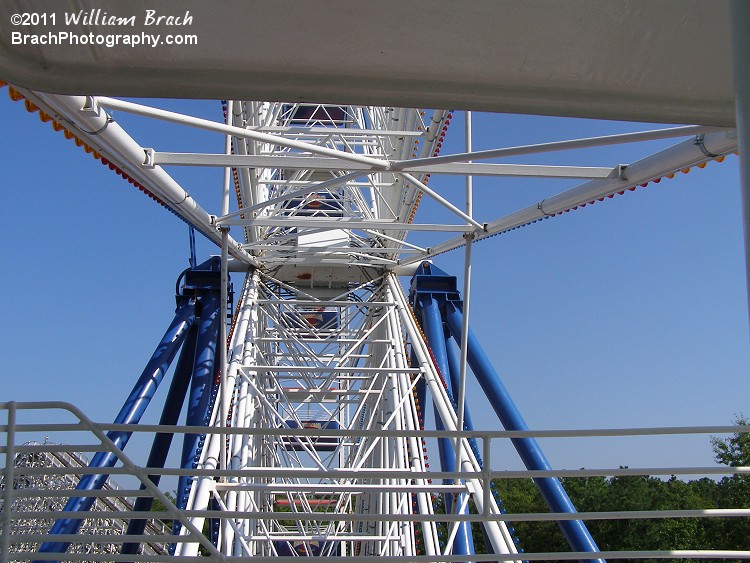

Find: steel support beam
[98,97,389,170]
[16,90,255,267]
[731,0,750,324]
[218,217,476,232]
[400,130,738,266]
[120,324,198,556]
[443,302,604,563]
[392,125,728,169]
[150,151,616,179]
[176,294,221,514]
[417,296,474,559]
[35,297,197,561]
[445,338,479,458]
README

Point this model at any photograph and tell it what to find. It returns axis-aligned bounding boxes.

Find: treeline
[490,472,748,562]
[477,417,750,562]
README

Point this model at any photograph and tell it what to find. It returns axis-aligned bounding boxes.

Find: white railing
[2,401,750,562]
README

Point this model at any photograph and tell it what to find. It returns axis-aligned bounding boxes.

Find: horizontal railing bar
[7,533,181,543]
[3,419,749,440]
[4,403,749,437]
[7,488,161,499]
[9,508,750,525]
[214,483,468,493]
[6,465,748,480]
[14,550,750,562]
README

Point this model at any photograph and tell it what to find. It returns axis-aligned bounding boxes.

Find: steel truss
[176,269,518,559]
[1,442,167,557]
[1,84,747,562]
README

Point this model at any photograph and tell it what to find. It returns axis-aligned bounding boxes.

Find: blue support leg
[173,294,221,542]
[418,295,475,559]
[445,335,496,558]
[120,323,198,556]
[35,297,197,561]
[444,302,604,563]
[410,346,427,429]
[445,337,480,455]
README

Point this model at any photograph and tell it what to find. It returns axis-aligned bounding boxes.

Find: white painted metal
[183,270,476,558]
[2,402,750,560]
[98,97,390,170]
[731,0,750,321]
[12,89,256,267]
[455,111,473,484]
[149,151,618,179]
[394,125,728,169]
[2,80,746,561]
[400,129,739,266]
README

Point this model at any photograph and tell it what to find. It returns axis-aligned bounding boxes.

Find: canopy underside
[0,0,735,125]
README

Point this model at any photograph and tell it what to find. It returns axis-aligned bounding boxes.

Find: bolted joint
[143,148,155,168]
[81,96,100,115]
[618,164,628,180]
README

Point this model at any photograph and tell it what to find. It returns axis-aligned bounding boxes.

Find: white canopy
[0,0,735,125]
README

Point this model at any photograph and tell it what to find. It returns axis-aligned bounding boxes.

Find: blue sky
[1,92,748,476]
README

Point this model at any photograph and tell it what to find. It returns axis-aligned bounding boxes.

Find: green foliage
[486,475,726,563]
[710,415,750,559]
[711,415,750,468]
[475,417,750,562]
[148,490,176,534]
[491,477,565,555]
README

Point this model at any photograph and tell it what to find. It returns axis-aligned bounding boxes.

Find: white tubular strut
[17,89,256,267]
[386,275,519,559]
[400,129,738,265]
[176,272,261,556]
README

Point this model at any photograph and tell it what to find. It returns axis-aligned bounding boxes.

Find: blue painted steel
[410,346,427,429]
[167,258,226,549]
[418,295,453,401]
[121,324,198,556]
[176,293,221,513]
[410,262,601,562]
[188,225,197,269]
[444,337,478,445]
[445,335,500,557]
[418,294,475,559]
[35,297,197,560]
[409,263,461,306]
[444,302,604,563]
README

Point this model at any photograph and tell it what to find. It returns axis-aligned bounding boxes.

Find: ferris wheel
[1,1,750,562]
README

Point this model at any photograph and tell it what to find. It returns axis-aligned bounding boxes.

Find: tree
[149,490,176,533]
[711,415,750,468]
[710,415,750,558]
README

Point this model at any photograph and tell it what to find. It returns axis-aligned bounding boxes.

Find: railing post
[482,434,491,519]
[1,401,16,563]
[35,298,197,561]
[731,0,750,325]
[445,302,604,563]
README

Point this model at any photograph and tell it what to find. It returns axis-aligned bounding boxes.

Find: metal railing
[2,401,750,562]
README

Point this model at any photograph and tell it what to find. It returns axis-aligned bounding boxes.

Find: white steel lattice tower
[174,103,518,558]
